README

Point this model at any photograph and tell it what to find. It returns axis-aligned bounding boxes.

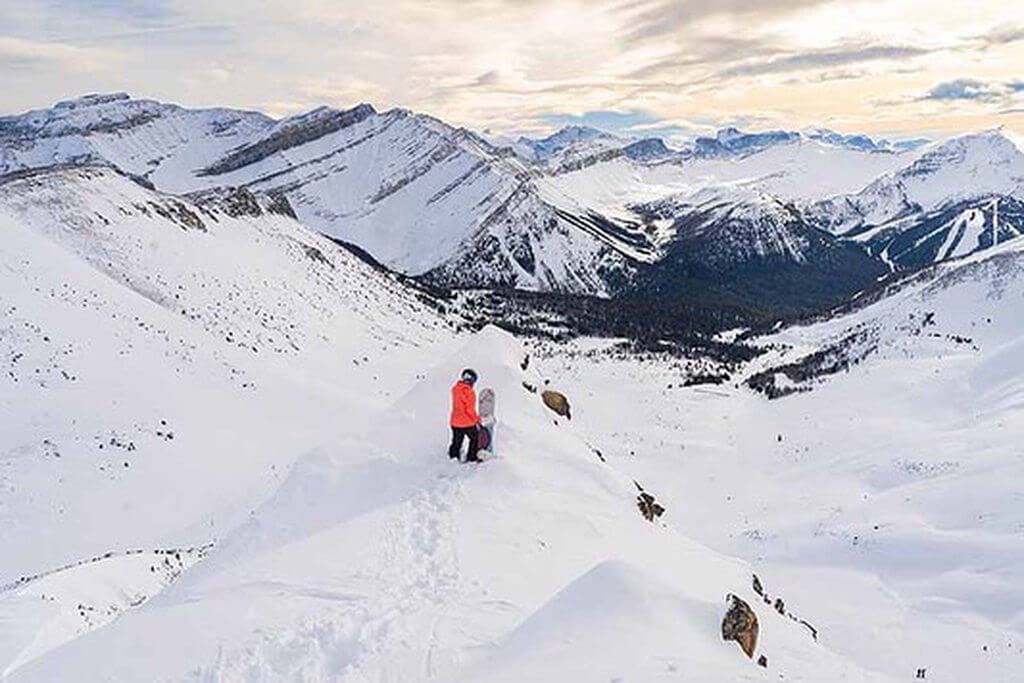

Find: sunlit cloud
[0,36,123,72]
[973,24,1024,48]
[718,44,930,79]
[923,79,1000,102]
[0,0,1021,139]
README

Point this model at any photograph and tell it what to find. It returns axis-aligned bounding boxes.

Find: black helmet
[460,368,478,384]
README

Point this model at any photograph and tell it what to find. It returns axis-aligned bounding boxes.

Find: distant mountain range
[2,92,1022,318]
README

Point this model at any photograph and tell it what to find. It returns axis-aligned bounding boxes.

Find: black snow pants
[449,425,479,462]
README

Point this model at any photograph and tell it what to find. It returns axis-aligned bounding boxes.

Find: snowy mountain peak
[0,93,274,180]
[690,127,800,157]
[915,128,1024,161]
[518,125,624,161]
[715,126,745,142]
[623,137,672,160]
[52,92,132,110]
[285,102,376,124]
[801,127,889,151]
[878,129,1024,203]
[692,126,892,157]
[806,128,1024,268]
[542,124,613,144]
[198,102,377,176]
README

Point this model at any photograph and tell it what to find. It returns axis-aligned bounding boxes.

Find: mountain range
[3,92,1022,321]
[3,93,1024,681]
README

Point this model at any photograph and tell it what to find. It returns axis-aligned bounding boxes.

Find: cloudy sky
[1,0,1021,142]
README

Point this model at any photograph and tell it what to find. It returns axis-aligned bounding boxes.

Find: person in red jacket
[449,368,481,462]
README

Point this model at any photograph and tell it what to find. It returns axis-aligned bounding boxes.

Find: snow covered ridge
[1,93,1022,313]
[197,104,377,176]
[3,114,1024,679]
[0,162,850,678]
[808,131,1024,267]
[0,307,885,680]
[745,233,1024,398]
[0,546,212,677]
[531,237,1024,681]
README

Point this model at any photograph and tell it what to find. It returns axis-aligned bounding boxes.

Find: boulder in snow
[541,390,571,419]
[722,593,759,658]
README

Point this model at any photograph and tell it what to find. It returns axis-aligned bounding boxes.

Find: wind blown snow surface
[2,159,1024,680]
[0,164,886,682]
[538,236,1024,682]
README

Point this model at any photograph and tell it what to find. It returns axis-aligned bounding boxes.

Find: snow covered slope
[0,163,896,681]
[3,93,1022,309]
[809,131,1024,268]
[0,163,462,675]
[538,137,909,214]
[854,196,1024,269]
[4,118,1023,681]
[0,93,272,184]
[2,322,889,681]
[0,96,633,293]
[0,162,452,583]
[532,236,1024,682]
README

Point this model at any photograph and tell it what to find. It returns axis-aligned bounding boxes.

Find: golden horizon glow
[0,0,1021,142]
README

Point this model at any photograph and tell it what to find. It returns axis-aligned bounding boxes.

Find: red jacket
[450,380,480,427]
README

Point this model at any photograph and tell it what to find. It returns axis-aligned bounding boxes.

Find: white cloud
[0,36,123,72]
[0,0,1021,137]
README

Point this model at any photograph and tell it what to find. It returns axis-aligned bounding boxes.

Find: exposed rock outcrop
[199,103,376,176]
[189,186,297,222]
[722,594,759,658]
[634,481,665,522]
[752,572,819,642]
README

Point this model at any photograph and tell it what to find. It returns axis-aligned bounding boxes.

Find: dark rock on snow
[722,593,759,658]
[541,390,571,419]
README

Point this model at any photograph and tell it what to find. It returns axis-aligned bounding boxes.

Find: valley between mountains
[1,93,1023,682]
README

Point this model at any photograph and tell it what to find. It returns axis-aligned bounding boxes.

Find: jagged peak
[539,125,617,145]
[934,127,1016,146]
[277,102,376,126]
[715,126,744,141]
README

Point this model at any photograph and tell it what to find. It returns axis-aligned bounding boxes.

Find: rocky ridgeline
[0,93,155,142]
[746,325,879,399]
[188,186,297,220]
[1,545,214,594]
[199,103,376,176]
[719,574,820,671]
